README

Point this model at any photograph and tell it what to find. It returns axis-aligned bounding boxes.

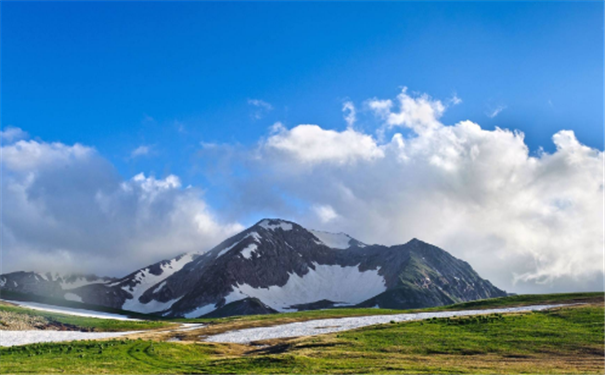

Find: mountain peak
[1,218,506,318]
[251,218,367,250]
[255,218,296,231]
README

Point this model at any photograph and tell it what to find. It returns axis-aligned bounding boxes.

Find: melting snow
[153,281,167,294]
[241,244,259,259]
[259,220,293,231]
[0,330,141,347]
[309,230,354,249]
[2,300,140,321]
[60,277,108,290]
[217,240,241,258]
[183,304,216,319]
[205,304,570,344]
[175,323,205,332]
[63,293,83,302]
[227,263,386,312]
[121,254,194,313]
[217,232,263,259]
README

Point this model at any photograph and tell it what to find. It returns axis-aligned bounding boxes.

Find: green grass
[432,292,604,311]
[0,303,174,332]
[172,291,603,328]
[0,290,162,320]
[1,296,603,374]
[175,306,405,324]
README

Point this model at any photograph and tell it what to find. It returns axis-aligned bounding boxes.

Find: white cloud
[486,104,507,118]
[367,87,445,133]
[0,126,28,142]
[131,145,151,158]
[221,89,603,294]
[313,204,340,223]
[3,88,602,296]
[342,101,356,128]
[248,99,273,120]
[264,124,384,166]
[1,139,243,276]
[449,93,463,106]
[269,121,286,134]
[2,139,94,171]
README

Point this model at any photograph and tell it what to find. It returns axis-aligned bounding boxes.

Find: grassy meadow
[0,302,174,332]
[0,292,603,374]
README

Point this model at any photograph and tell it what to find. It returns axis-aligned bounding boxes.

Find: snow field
[204,304,569,343]
[226,263,386,312]
[0,330,142,347]
[309,230,357,249]
[1,299,140,321]
[120,253,194,313]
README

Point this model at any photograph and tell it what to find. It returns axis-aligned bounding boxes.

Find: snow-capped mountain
[0,219,506,317]
[0,272,116,303]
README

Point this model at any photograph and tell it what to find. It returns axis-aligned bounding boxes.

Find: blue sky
[1,2,603,292]
[2,1,603,190]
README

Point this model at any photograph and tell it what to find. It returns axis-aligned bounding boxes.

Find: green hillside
[1,292,602,374]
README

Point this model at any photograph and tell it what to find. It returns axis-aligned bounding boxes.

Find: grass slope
[1,293,603,374]
[170,292,603,339]
[0,290,160,320]
[0,302,174,332]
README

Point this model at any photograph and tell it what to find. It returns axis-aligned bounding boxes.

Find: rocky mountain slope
[0,219,506,317]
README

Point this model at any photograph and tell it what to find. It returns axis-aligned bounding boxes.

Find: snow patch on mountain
[63,293,83,302]
[259,219,293,231]
[241,244,259,259]
[60,277,108,290]
[309,230,356,249]
[228,263,386,312]
[152,281,167,294]
[183,303,216,319]
[216,241,241,258]
[121,254,194,313]
[217,232,263,259]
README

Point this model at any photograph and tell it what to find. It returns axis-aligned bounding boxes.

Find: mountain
[0,219,506,317]
[0,272,116,303]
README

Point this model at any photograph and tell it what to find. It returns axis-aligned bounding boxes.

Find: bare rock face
[0,219,506,318]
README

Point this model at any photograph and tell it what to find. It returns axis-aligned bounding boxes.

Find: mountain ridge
[0,218,506,318]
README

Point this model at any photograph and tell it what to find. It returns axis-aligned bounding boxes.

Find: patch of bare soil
[0,310,86,331]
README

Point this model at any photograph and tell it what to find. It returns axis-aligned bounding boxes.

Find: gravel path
[204,304,568,344]
[0,330,142,347]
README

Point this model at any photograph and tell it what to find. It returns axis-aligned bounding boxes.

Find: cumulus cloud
[367,87,446,133]
[0,126,28,142]
[264,124,384,166]
[1,138,243,276]
[2,89,602,295]
[219,89,603,294]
